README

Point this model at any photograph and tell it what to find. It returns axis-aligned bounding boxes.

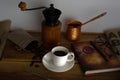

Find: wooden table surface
[0,32,120,80]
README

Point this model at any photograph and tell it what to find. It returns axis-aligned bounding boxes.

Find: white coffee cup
[51,46,75,66]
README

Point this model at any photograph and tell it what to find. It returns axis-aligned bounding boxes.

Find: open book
[71,41,120,75]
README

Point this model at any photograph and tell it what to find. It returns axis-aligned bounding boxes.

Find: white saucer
[42,52,74,72]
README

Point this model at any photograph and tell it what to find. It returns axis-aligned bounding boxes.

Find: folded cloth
[0,19,11,59]
[0,19,11,37]
[0,34,7,59]
[7,29,38,50]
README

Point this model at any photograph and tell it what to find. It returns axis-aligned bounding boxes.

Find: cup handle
[67,52,75,62]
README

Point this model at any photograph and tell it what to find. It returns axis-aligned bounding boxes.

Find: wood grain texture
[0,32,120,80]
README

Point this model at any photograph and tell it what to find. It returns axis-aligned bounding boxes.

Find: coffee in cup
[53,51,67,56]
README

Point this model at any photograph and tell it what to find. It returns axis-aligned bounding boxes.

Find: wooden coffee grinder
[41,4,62,48]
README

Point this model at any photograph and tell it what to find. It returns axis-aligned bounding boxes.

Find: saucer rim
[42,52,74,72]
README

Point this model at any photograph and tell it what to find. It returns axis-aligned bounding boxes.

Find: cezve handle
[82,12,107,25]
